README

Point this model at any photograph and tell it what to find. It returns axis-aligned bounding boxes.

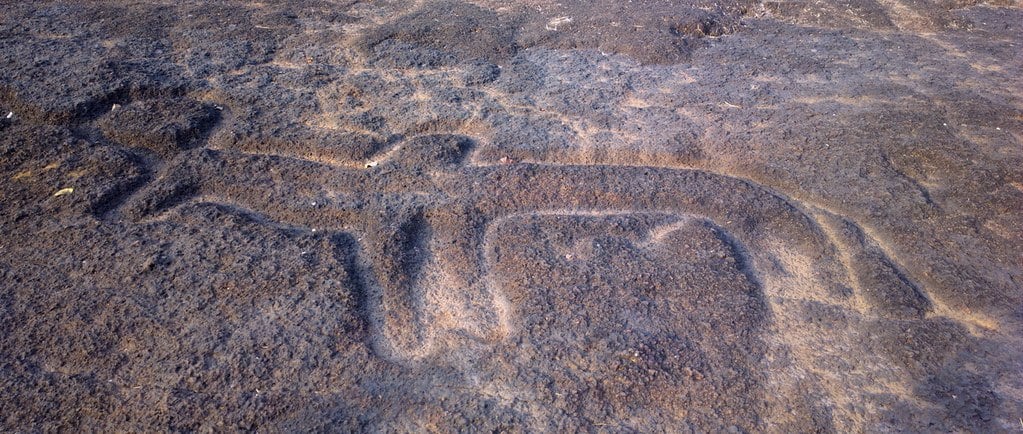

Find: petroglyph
[3,1,1020,430]
[106,120,993,429]
[115,130,927,345]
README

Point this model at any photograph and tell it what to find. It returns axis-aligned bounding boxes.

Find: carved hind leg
[814,210,932,319]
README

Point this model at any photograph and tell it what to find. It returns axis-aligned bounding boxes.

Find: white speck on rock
[546,16,572,31]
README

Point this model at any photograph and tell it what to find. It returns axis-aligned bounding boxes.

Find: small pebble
[53,187,74,197]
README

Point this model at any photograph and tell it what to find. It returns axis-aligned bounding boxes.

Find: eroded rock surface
[1,0,1021,431]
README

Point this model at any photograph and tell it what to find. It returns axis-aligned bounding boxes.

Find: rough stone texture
[1,0,1021,431]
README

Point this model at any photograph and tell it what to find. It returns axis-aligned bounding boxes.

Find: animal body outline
[116,132,934,366]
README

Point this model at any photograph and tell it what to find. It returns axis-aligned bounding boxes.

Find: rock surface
[1,0,1021,431]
